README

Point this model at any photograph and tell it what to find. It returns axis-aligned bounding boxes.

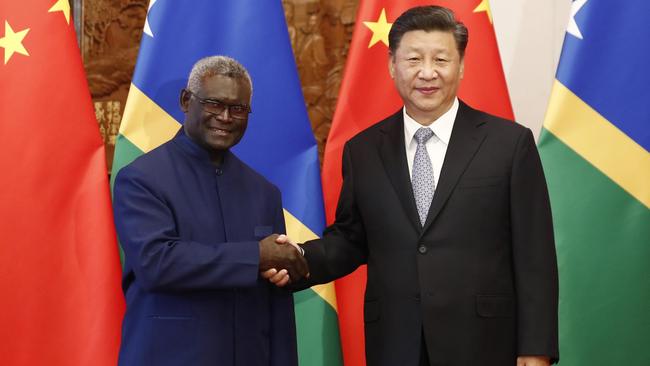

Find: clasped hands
[259,234,306,286]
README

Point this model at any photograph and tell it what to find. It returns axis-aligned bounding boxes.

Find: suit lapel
[421,102,487,234]
[379,110,422,233]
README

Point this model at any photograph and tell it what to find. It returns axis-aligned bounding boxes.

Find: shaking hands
[259,234,308,286]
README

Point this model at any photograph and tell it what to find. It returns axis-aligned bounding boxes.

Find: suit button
[216,169,223,176]
[418,245,427,254]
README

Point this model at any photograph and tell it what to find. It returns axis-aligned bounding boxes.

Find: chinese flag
[0,1,124,365]
[323,1,513,365]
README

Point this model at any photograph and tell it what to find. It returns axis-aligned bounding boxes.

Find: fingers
[259,233,309,281]
[261,268,291,287]
[276,234,304,256]
[261,268,277,279]
[282,235,308,279]
[275,234,289,244]
[286,250,310,280]
[296,252,310,278]
[272,270,291,287]
[516,356,550,366]
[276,234,296,245]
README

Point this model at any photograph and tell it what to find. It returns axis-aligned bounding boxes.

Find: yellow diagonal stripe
[120,83,181,153]
[284,209,338,311]
[543,80,650,208]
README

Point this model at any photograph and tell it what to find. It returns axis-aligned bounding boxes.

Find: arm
[290,142,368,290]
[510,129,559,363]
[114,166,286,292]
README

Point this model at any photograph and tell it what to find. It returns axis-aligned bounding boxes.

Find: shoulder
[346,109,402,148]
[115,140,176,183]
[459,101,532,142]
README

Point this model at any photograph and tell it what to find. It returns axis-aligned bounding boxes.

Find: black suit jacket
[298,101,559,366]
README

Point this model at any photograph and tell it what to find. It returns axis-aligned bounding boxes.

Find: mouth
[207,126,231,136]
[415,86,439,95]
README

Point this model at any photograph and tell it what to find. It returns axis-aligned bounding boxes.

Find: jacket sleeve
[268,192,299,366]
[113,166,260,292]
[509,128,559,362]
[294,142,368,290]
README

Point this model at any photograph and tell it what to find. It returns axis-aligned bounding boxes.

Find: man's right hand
[259,234,309,281]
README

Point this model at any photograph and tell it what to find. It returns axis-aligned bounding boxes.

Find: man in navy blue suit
[113,55,308,366]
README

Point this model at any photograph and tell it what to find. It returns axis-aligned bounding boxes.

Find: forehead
[396,30,458,55]
[198,74,251,101]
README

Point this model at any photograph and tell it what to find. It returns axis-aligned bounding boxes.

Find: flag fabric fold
[322,1,513,365]
[111,1,342,365]
[0,1,124,365]
[538,0,650,364]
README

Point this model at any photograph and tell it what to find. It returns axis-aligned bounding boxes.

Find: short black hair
[388,6,468,59]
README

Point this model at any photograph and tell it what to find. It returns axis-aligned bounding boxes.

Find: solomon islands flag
[538,0,650,364]
[110,1,343,365]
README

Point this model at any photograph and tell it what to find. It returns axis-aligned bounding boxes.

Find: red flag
[322,1,513,365]
[0,1,124,365]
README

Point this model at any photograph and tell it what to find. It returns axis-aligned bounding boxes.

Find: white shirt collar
[403,98,458,146]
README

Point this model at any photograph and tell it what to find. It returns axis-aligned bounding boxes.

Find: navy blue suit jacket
[113,131,297,366]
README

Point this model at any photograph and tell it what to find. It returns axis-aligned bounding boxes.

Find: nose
[213,107,232,121]
[418,60,438,80]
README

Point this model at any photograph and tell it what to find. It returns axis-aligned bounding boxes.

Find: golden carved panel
[78,0,148,171]
[284,0,358,163]
[76,0,358,169]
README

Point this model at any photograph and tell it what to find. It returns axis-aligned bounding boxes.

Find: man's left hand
[517,356,551,366]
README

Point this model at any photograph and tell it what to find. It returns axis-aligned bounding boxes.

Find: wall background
[76,0,574,168]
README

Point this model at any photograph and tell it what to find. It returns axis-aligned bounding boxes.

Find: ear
[180,89,191,113]
[459,58,465,80]
[388,54,395,79]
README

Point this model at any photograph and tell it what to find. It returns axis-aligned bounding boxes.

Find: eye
[406,56,420,62]
[231,105,246,113]
[205,99,225,107]
[436,58,449,64]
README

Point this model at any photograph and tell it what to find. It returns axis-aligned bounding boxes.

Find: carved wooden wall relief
[76,0,358,169]
[285,0,358,163]
[76,0,148,171]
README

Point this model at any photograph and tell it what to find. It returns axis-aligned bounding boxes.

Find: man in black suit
[266,6,558,366]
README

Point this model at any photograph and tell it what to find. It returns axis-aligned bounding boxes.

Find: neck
[406,100,454,126]
[208,151,225,167]
[183,128,226,166]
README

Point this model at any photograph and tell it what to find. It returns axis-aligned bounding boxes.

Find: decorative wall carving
[76,0,358,169]
[285,0,358,162]
[77,0,148,170]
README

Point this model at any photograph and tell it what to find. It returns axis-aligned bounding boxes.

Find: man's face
[181,74,251,154]
[389,30,464,124]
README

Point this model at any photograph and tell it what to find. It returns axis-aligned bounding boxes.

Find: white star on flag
[567,0,588,39]
[143,0,158,38]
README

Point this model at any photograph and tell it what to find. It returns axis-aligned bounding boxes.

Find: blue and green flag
[111,1,342,365]
[538,0,650,364]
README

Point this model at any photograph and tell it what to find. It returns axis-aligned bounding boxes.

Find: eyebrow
[402,45,451,53]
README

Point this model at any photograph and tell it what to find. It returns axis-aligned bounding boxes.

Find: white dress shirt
[403,98,458,186]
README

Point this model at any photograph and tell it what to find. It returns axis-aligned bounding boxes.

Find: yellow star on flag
[473,0,493,24]
[0,21,30,65]
[363,8,392,48]
[49,0,71,24]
